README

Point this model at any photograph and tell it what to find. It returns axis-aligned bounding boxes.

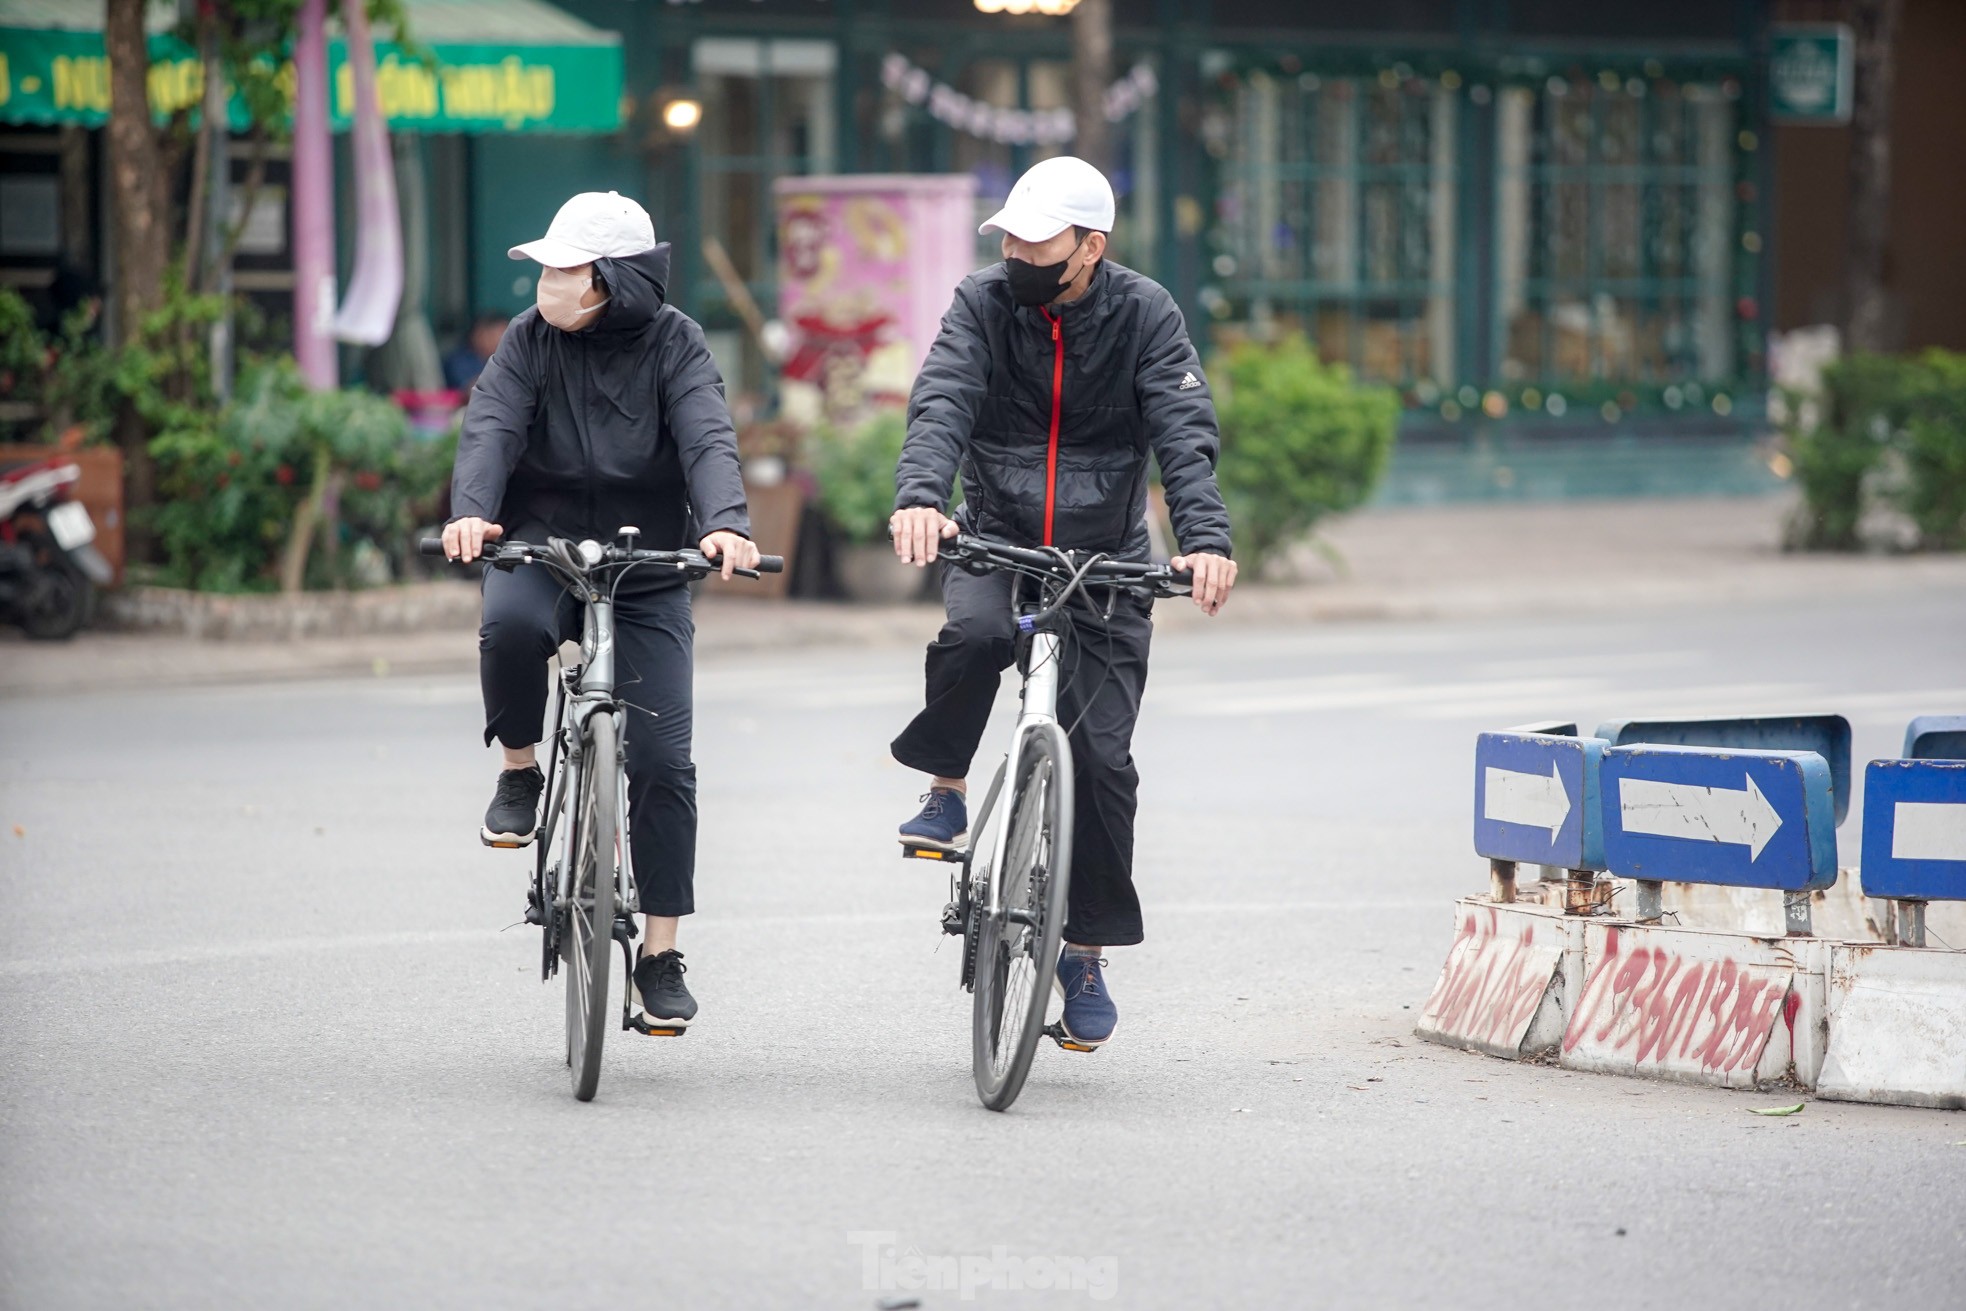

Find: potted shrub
[810,410,921,602]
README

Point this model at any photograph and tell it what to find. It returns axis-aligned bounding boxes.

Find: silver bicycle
[902,534,1190,1111]
[423,530,781,1101]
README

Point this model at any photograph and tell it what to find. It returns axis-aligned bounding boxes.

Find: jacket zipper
[1041,306,1063,546]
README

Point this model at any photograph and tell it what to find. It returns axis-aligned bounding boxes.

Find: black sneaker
[633,949,698,1029]
[482,765,544,847]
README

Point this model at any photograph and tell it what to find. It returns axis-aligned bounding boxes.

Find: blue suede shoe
[899,787,968,849]
[1054,951,1118,1047]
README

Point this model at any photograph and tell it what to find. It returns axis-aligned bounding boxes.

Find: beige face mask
[536,267,608,331]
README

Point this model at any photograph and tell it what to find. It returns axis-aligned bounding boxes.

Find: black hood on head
[590,242,672,335]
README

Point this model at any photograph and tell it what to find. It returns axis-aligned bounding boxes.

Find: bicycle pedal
[626,1014,688,1038]
[901,842,966,863]
[1043,1022,1102,1054]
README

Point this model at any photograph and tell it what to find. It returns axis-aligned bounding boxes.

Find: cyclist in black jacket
[444,191,760,1030]
[889,157,1238,1050]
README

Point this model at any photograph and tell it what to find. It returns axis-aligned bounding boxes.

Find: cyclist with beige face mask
[444,190,760,1031]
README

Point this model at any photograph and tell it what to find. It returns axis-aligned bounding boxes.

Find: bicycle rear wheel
[972,722,1073,1111]
[564,711,620,1101]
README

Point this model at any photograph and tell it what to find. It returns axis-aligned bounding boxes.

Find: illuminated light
[1440,400,1463,421]
[1741,231,1763,254]
[1545,393,1568,417]
[1712,393,1733,416]
[1769,451,1793,479]
[1481,390,1508,419]
[1601,401,1622,422]
[1521,388,1542,410]
[1441,70,1462,90]
[1738,129,1758,151]
[662,98,702,132]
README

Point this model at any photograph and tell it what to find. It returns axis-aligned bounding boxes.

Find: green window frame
[1198,48,1767,424]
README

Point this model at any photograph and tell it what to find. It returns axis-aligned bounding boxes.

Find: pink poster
[773,174,977,426]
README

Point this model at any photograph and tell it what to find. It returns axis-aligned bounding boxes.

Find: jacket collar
[1020,258,1109,330]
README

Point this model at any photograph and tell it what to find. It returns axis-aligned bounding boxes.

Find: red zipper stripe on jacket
[1041,306,1063,546]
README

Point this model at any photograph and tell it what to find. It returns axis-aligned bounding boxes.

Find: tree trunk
[105,0,168,561]
[1844,0,1902,355]
[1071,0,1114,175]
[104,0,166,346]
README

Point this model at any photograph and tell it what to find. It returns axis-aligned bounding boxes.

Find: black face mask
[1004,237,1088,308]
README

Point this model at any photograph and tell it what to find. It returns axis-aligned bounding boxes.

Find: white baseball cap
[978,156,1115,242]
[508,191,655,267]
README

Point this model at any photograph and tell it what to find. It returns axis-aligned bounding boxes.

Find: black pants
[480,567,697,917]
[891,567,1153,947]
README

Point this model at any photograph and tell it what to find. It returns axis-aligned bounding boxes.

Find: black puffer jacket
[894,259,1231,560]
[451,243,750,580]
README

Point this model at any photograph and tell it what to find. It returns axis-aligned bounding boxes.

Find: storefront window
[1495,78,1738,385]
[1207,69,1458,385]
[693,36,837,386]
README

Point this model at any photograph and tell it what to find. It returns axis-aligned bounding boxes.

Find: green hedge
[1786,350,1966,551]
[1214,334,1399,570]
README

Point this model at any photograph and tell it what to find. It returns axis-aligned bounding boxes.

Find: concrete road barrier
[1558,921,1824,1089]
[1419,716,1965,1106]
[1816,944,1966,1109]
[1414,901,1577,1060]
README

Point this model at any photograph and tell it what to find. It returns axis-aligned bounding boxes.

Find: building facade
[519,0,1779,458]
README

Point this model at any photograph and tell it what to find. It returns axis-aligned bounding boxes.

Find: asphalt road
[3,588,1963,1309]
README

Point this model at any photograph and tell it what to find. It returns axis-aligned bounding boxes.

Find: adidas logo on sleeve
[1176,371,1202,391]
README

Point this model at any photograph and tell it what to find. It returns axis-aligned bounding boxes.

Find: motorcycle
[0,455,114,640]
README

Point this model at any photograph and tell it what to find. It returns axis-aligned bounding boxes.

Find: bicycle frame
[976,616,1065,920]
[537,591,635,974]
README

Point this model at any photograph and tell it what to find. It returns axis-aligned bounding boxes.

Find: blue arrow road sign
[1904,715,1966,761]
[1601,745,1837,891]
[1473,732,1606,870]
[1597,713,1852,824]
[1860,758,1966,901]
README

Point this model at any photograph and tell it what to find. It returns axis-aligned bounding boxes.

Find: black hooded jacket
[450,243,750,581]
[894,259,1231,561]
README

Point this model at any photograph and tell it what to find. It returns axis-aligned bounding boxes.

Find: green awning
[0,0,623,133]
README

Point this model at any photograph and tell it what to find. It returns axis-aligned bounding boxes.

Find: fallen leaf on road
[10,825,21,838]
[1750,1103,1805,1116]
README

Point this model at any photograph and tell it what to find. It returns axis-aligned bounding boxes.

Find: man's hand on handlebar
[1171,551,1237,616]
[442,516,504,563]
[699,530,760,582]
[890,506,959,566]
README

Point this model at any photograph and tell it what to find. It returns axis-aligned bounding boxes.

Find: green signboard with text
[1769,24,1852,125]
[0,26,621,133]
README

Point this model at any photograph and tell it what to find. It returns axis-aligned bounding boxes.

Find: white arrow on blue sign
[1472,732,1606,869]
[1859,758,1966,901]
[1601,745,1837,891]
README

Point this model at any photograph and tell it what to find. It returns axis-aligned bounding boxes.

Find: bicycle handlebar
[941,533,1192,598]
[418,536,784,580]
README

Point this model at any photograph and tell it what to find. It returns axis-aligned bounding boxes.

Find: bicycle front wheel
[564,711,621,1102]
[972,721,1073,1111]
